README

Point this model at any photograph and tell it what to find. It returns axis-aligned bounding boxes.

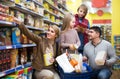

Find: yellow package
[15,0,20,4]
[44,52,53,66]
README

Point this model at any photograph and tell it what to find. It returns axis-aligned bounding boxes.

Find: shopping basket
[56,63,98,79]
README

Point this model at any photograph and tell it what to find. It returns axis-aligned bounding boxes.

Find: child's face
[78,8,86,18]
[70,18,75,28]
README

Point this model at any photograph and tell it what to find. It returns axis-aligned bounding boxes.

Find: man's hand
[83,56,88,62]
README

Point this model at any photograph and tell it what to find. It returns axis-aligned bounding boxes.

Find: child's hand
[85,29,89,34]
[74,25,81,32]
[74,25,86,33]
[69,44,75,50]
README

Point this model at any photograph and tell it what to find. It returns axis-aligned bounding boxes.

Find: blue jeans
[92,68,112,79]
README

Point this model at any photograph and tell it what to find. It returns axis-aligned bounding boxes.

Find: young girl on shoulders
[60,12,81,53]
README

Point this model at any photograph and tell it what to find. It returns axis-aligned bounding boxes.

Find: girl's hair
[77,4,88,17]
[61,12,74,32]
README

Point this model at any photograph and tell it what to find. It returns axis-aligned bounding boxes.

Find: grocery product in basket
[66,50,78,67]
[69,57,78,67]
[95,51,106,65]
[74,54,82,73]
[56,53,75,73]
[74,64,81,73]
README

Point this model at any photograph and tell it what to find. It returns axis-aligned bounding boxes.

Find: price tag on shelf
[22,65,24,68]
[6,46,12,49]
[0,72,5,77]
[13,45,16,48]
[22,44,27,47]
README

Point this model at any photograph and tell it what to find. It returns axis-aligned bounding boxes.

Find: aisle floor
[110,70,120,79]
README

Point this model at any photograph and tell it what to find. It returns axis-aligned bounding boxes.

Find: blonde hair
[77,4,88,17]
[50,25,60,38]
[61,12,74,32]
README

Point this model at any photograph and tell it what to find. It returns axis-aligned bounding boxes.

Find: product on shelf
[4,29,12,45]
[12,28,21,45]
[113,35,120,70]
[9,9,14,22]
[10,49,18,68]
[43,23,49,30]
[0,12,8,21]
[14,10,25,23]
[14,0,20,4]
[24,67,32,79]
[50,15,55,22]
[34,17,41,28]
[15,69,24,79]
[0,31,6,46]
[26,1,35,11]
[0,4,9,14]
[37,0,43,4]
[18,48,27,65]
[0,50,11,72]
[0,29,12,46]
[35,4,44,15]
[44,13,50,19]
[100,25,111,42]
[24,14,34,26]
[114,35,120,53]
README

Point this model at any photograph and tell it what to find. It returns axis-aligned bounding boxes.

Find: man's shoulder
[84,41,91,47]
[102,40,111,45]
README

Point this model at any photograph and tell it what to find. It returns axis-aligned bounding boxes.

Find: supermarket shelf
[24,62,32,68]
[43,18,59,26]
[44,9,60,18]
[59,15,64,19]
[0,62,32,77]
[14,44,36,49]
[0,20,16,27]
[25,25,45,31]
[58,3,69,11]
[0,0,15,7]
[0,45,13,50]
[44,0,64,14]
[0,44,36,50]
[0,21,45,31]
[33,0,43,7]
[10,4,44,17]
